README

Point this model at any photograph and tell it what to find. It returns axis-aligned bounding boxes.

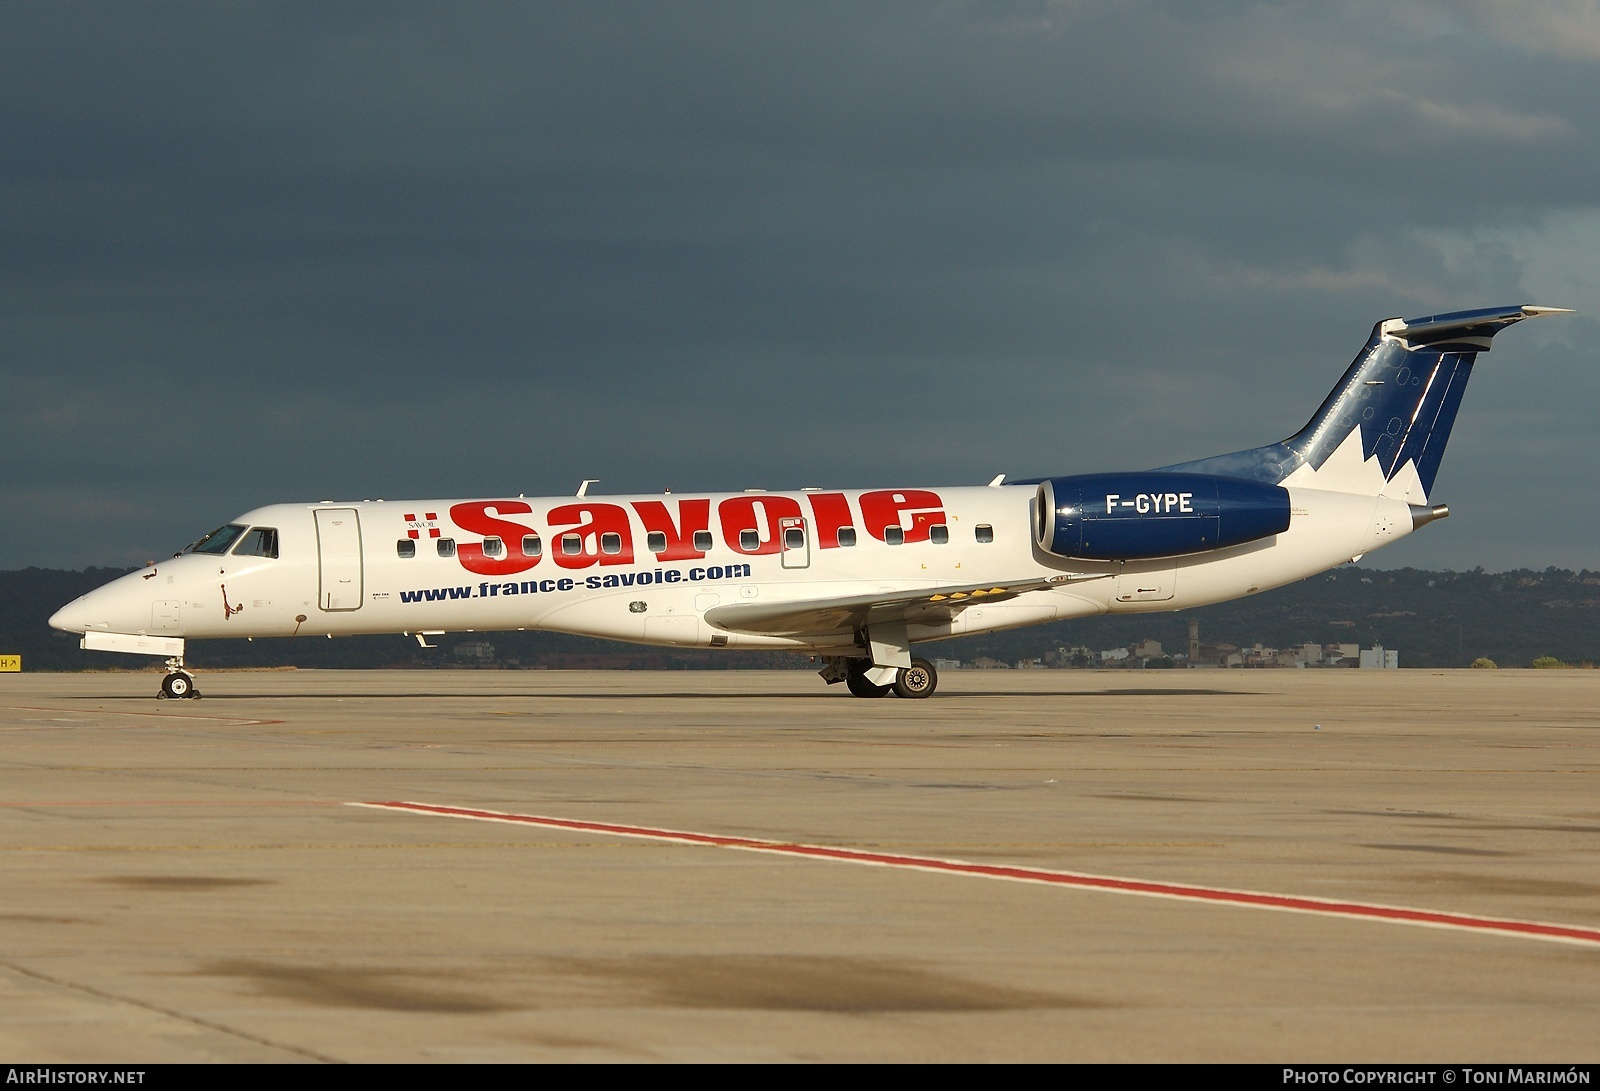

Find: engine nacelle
[1035,473,1291,561]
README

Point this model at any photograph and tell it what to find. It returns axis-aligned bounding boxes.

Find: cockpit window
[232,527,279,559]
[190,524,248,555]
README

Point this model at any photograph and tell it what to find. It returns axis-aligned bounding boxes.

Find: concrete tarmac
[0,667,1597,1063]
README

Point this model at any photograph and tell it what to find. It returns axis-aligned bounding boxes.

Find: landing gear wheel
[845,659,891,698]
[159,672,198,700]
[893,658,938,699]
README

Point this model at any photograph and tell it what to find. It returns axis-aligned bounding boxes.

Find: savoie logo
[441,490,947,576]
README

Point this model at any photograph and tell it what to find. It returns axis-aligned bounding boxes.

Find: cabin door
[315,508,364,611]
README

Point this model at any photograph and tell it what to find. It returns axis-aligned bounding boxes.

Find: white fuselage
[51,483,1415,654]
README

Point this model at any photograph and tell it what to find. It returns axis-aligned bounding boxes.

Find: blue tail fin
[1160,305,1568,500]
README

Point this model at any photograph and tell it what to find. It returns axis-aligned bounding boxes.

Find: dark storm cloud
[3,1,1598,569]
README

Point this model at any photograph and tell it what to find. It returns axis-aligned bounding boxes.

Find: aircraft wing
[701,572,1108,639]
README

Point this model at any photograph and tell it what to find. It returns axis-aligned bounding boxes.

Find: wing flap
[702,573,1107,638]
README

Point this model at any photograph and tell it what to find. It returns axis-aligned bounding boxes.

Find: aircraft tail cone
[1410,503,1449,530]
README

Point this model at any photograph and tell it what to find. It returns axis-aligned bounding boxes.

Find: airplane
[50,304,1566,700]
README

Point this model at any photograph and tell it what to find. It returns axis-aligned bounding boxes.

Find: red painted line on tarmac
[352,800,1600,949]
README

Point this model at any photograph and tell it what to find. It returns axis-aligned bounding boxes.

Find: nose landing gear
[158,657,201,700]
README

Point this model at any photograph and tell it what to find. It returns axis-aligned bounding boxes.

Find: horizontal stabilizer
[1382,305,1572,351]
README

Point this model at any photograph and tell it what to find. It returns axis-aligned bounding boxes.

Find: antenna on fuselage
[576,479,599,497]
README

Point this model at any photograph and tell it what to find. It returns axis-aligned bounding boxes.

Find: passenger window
[522,534,542,557]
[397,539,416,559]
[837,527,856,547]
[561,534,582,556]
[232,527,279,558]
[482,536,504,558]
[884,526,905,545]
[437,538,456,558]
[693,529,713,551]
[739,529,761,551]
[929,524,949,545]
[783,527,805,550]
[975,524,994,543]
[601,532,622,555]
[647,531,667,553]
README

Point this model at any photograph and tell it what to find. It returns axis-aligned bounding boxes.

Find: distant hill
[4,565,1598,672]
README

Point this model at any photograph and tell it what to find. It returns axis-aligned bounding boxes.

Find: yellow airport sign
[0,655,19,672]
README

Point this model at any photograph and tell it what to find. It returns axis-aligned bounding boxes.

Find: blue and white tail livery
[51,304,1566,700]
[1161,304,1569,502]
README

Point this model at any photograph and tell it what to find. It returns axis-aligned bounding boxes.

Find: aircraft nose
[49,597,89,634]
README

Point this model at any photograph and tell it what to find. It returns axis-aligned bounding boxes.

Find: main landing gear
[843,657,938,699]
[158,657,201,700]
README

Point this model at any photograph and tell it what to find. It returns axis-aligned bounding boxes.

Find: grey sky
[4,1,1598,570]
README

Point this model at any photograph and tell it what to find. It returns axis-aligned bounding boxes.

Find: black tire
[845,659,891,698]
[161,672,193,700]
[892,658,938,699]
